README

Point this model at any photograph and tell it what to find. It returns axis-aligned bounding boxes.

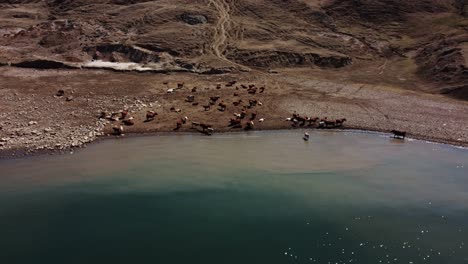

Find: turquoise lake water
[0,131,467,264]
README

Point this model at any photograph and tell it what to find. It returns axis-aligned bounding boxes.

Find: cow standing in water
[199,124,214,135]
[391,130,406,139]
[174,119,183,131]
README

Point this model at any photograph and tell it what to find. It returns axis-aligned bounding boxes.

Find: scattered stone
[179,14,208,25]
[56,90,65,97]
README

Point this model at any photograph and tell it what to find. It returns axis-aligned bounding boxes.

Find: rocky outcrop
[228,49,352,68]
[416,36,468,85]
[415,35,468,100]
[178,14,208,25]
[440,84,468,100]
[325,0,456,23]
[84,44,160,64]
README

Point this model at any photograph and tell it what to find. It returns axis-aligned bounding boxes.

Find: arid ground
[0,0,467,157]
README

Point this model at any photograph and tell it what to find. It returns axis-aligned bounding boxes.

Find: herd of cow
[96,80,406,140]
[99,81,266,136]
[287,112,347,129]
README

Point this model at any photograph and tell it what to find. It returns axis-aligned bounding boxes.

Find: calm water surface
[1,131,467,264]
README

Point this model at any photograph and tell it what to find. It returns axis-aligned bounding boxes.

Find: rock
[179,14,208,25]
[44,127,53,133]
[66,96,74,102]
[0,137,9,142]
[28,121,38,126]
[56,90,65,97]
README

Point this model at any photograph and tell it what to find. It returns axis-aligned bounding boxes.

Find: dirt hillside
[1,0,467,98]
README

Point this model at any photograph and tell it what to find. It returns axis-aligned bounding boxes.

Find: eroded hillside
[0,0,467,98]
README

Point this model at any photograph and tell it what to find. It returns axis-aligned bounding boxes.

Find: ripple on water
[0,131,467,264]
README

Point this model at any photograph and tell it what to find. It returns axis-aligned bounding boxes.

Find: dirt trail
[207,0,250,71]
[208,0,232,59]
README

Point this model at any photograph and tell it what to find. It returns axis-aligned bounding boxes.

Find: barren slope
[1,0,468,156]
[0,0,467,98]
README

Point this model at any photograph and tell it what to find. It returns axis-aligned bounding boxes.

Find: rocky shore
[1,67,468,159]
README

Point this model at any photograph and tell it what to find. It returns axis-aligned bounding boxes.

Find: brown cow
[307,117,319,126]
[120,109,129,120]
[174,119,183,130]
[203,104,211,111]
[229,118,241,127]
[112,125,124,136]
[233,99,242,106]
[245,121,254,130]
[210,96,220,102]
[248,88,257,95]
[249,99,258,107]
[218,101,227,112]
[335,118,347,127]
[324,120,336,128]
[250,111,257,121]
[146,111,158,122]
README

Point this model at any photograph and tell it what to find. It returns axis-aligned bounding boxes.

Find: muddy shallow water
[1,131,467,264]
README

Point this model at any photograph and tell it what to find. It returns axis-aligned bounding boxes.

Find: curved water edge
[1,128,467,161]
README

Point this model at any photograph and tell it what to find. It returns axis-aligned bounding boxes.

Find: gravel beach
[1,67,468,158]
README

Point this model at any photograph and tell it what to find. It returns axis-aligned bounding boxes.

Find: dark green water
[1,131,467,264]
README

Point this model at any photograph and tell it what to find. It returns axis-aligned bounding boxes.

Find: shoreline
[1,68,468,160]
[2,126,467,161]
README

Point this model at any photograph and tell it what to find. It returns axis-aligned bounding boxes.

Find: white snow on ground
[83,60,155,71]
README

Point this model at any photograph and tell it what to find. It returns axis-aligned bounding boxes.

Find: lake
[1,131,467,264]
